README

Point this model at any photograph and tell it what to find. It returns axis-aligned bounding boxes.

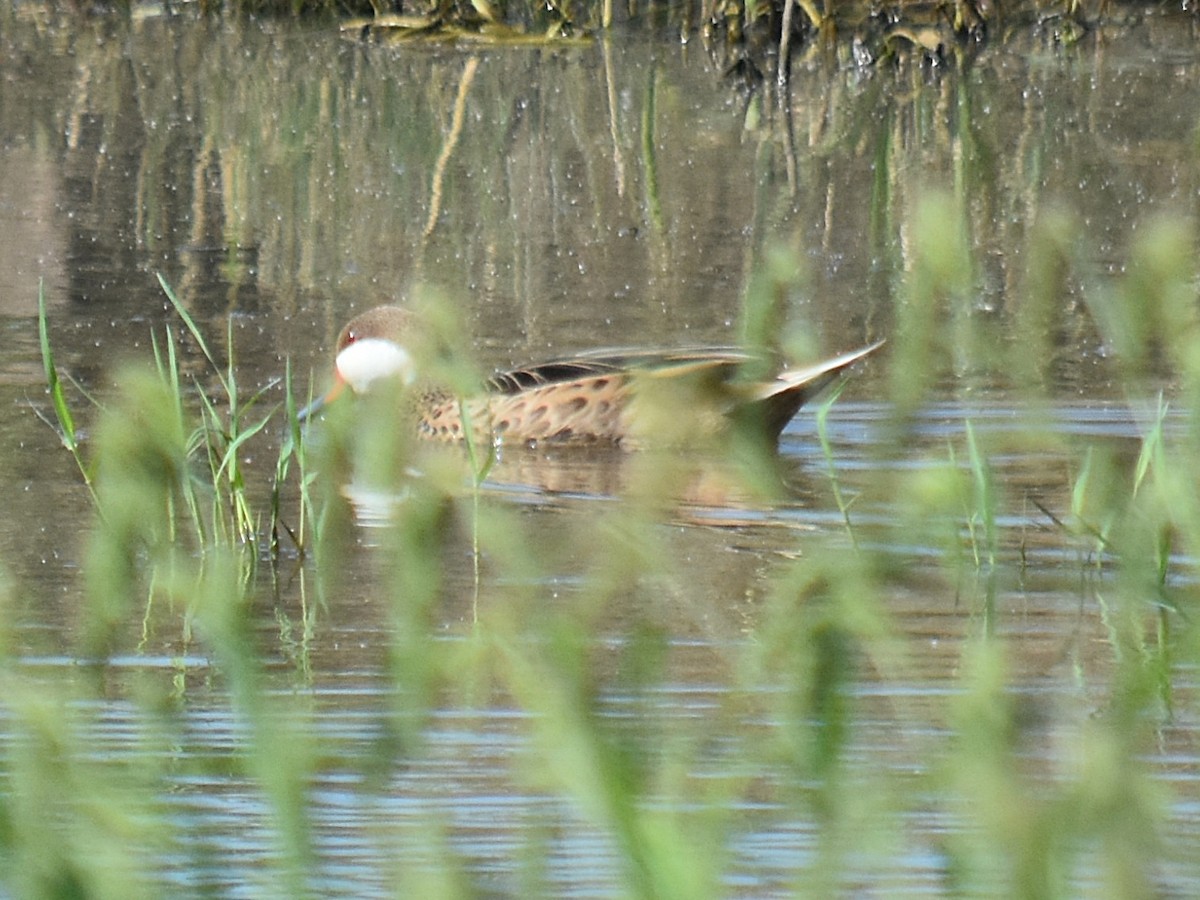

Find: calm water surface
[3,9,1200,895]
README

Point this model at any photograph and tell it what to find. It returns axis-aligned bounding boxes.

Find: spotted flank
[417,375,633,444]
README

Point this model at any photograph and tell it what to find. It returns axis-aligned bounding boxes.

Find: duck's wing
[483,341,883,443]
[486,347,753,394]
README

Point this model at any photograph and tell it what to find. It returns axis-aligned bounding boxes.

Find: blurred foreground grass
[8,195,1200,896]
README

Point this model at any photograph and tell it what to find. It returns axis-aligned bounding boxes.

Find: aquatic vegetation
[6,3,1200,891]
[17,195,1200,896]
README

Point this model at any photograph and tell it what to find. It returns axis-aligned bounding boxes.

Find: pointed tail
[755,339,885,438]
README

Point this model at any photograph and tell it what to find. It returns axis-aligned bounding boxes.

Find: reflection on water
[3,8,1200,895]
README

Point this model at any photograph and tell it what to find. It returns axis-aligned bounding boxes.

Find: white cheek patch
[335,338,416,393]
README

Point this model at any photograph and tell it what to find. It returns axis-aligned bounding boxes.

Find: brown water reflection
[3,8,1200,895]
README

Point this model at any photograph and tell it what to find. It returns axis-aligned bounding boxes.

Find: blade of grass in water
[964,420,996,571]
[460,398,496,622]
[816,382,857,549]
[1132,393,1168,500]
[37,282,77,452]
[157,273,222,380]
[155,273,284,551]
[271,358,312,559]
[37,279,97,501]
[150,327,200,548]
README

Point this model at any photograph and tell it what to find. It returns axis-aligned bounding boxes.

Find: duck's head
[299,306,418,421]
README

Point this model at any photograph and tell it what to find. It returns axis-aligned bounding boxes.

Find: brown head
[299,306,420,421]
[333,306,418,354]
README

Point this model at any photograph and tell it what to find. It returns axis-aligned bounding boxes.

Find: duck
[300,305,883,449]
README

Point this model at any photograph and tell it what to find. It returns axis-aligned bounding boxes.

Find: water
[3,8,1200,895]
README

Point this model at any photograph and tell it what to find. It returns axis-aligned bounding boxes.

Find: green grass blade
[964,420,996,569]
[214,413,274,485]
[1132,394,1168,499]
[816,382,858,550]
[37,280,78,453]
[156,273,230,397]
[37,280,101,503]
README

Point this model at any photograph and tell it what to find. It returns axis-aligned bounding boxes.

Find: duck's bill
[296,379,346,423]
